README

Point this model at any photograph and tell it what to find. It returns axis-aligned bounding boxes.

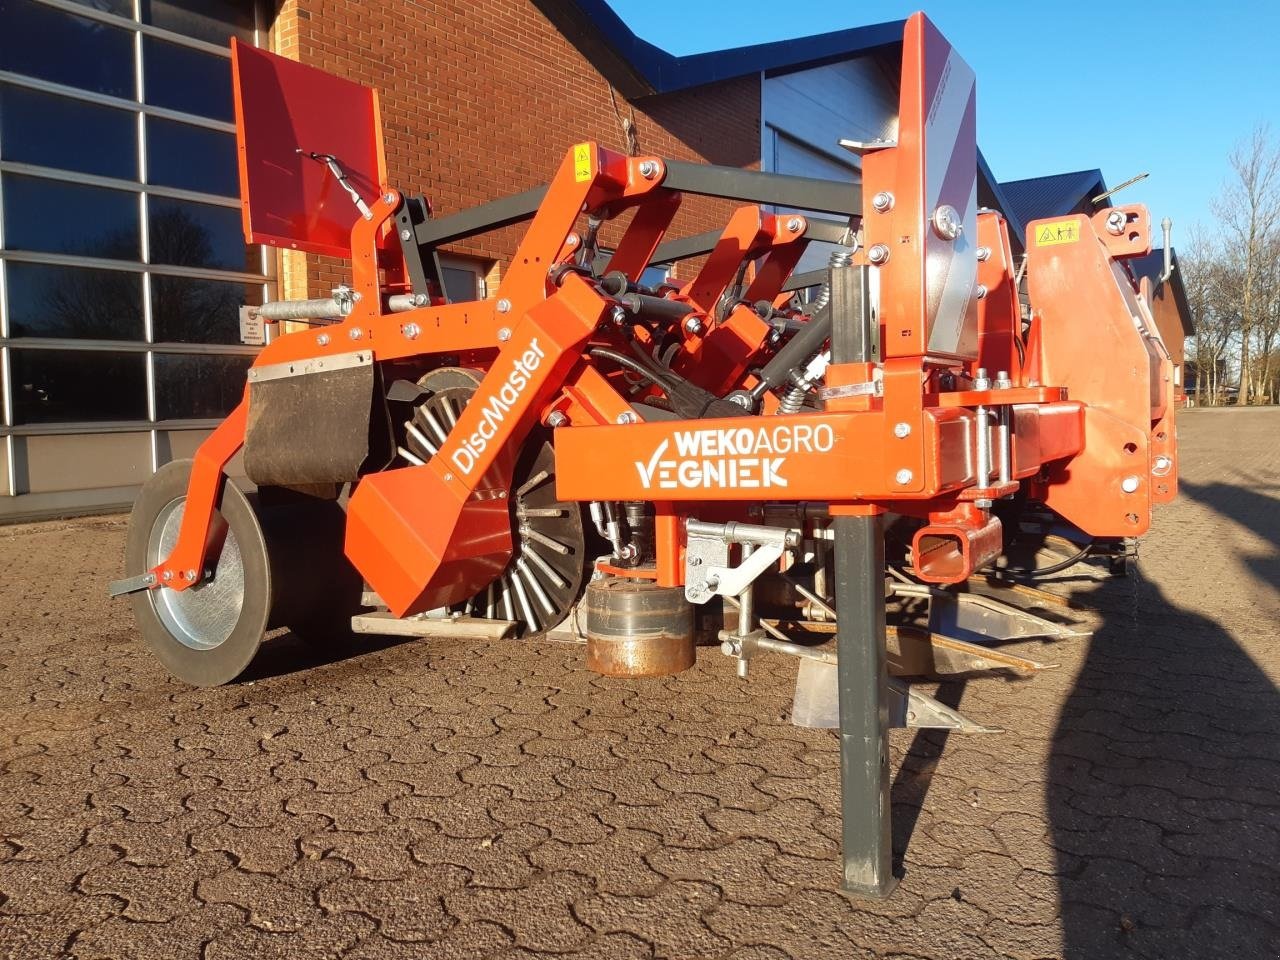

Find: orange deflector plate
[230,39,387,258]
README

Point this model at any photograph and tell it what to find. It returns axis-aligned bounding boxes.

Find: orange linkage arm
[149,398,248,589]
[153,142,666,594]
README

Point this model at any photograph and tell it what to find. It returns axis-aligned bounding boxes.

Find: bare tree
[1182,226,1236,405]
[1213,124,1280,404]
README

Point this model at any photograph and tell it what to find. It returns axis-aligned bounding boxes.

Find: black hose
[996,541,1094,580]
[588,347,669,393]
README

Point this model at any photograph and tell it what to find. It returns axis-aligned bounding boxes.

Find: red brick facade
[269,0,761,298]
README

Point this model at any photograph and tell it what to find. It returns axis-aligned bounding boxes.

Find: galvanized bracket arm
[684,519,800,604]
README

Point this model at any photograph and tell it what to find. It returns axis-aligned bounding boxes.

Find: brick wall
[268,0,762,299]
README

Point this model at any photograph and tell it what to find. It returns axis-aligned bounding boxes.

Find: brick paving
[1,408,1277,960]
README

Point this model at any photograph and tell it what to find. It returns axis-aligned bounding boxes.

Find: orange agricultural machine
[110,13,1177,895]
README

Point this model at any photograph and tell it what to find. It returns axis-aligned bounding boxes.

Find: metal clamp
[684,519,799,604]
[107,571,156,598]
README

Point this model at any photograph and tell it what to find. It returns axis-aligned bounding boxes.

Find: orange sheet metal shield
[230,39,387,257]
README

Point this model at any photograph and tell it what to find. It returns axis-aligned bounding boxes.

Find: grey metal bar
[0,72,238,134]
[829,262,896,897]
[661,161,862,216]
[0,338,260,355]
[413,187,548,247]
[0,162,242,210]
[1,418,225,438]
[0,250,270,285]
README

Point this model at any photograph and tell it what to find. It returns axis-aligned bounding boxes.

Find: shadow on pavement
[1049,558,1280,956]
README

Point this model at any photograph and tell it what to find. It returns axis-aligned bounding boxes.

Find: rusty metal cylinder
[584,577,695,677]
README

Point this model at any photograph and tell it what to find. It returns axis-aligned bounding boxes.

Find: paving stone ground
[1,407,1277,960]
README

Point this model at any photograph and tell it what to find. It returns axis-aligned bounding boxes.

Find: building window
[439,256,488,303]
[0,0,271,482]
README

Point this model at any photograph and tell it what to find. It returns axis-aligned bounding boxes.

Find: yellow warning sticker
[573,144,592,182]
[1034,219,1081,246]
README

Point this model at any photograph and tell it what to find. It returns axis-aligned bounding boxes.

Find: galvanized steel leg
[829,261,897,897]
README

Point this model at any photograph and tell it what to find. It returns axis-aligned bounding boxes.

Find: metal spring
[778,384,808,414]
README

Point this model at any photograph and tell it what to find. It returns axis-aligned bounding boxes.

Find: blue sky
[609,1,1280,245]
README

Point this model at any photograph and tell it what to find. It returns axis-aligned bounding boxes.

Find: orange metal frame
[150,12,1176,610]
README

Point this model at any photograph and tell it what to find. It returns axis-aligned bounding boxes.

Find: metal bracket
[107,571,156,598]
[684,519,799,604]
[247,350,372,385]
[892,582,1088,643]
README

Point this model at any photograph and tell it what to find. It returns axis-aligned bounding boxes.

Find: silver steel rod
[406,421,437,455]
[997,407,1012,485]
[975,405,991,488]
[510,568,538,630]
[524,545,567,589]
[516,556,557,615]
[522,526,570,555]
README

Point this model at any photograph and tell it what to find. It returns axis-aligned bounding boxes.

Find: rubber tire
[125,460,271,687]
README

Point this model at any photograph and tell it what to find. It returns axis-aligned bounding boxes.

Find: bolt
[872,191,894,212]
[497,491,507,499]
[546,410,568,428]
[185,569,197,582]
[616,411,638,424]
[1106,210,1127,236]
[401,322,420,340]
[610,306,628,326]
[867,243,890,265]
[976,245,991,262]
[316,333,330,346]
[893,421,911,438]
[974,367,991,390]
[443,473,453,482]
[497,327,512,342]
[932,204,962,240]
[1121,475,1140,493]
[399,228,412,241]
[383,192,396,204]
[638,159,660,179]
[496,298,512,313]
[975,284,988,300]
[975,498,994,509]
[995,370,1012,390]
[1153,455,1173,475]
[895,468,914,485]
[786,216,804,233]
[684,316,705,336]
[162,570,173,582]
[348,327,362,340]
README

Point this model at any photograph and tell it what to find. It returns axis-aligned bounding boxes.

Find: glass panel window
[142,35,233,122]
[146,117,238,196]
[154,352,251,420]
[151,276,262,344]
[5,262,143,340]
[67,0,133,14]
[0,85,137,181]
[148,196,250,272]
[0,0,134,99]
[442,266,480,303]
[2,174,140,260]
[10,348,148,424]
[141,0,255,46]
